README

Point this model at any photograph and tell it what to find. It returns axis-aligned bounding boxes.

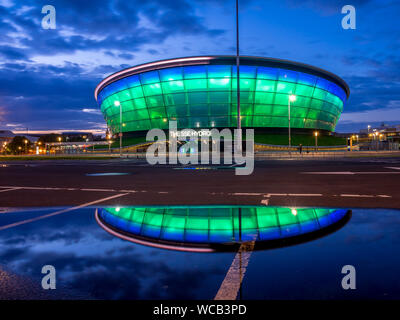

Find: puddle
[173,166,236,170]
[0,206,399,299]
[85,172,130,176]
[96,206,350,252]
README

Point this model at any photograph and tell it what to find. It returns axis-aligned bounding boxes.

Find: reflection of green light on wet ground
[98,206,348,245]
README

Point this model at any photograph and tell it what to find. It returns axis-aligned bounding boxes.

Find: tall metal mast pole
[288,99,291,156]
[236,0,242,152]
[119,104,122,157]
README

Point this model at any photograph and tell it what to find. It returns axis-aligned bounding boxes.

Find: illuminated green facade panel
[96,59,348,133]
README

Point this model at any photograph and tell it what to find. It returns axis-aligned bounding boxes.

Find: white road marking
[80,188,117,192]
[261,193,270,205]
[340,194,392,198]
[232,191,392,199]
[287,193,322,197]
[233,193,262,196]
[231,192,323,197]
[357,172,400,174]
[302,171,400,175]
[340,194,374,198]
[0,193,128,231]
[0,186,138,193]
[385,167,400,170]
[302,171,355,175]
[214,241,255,300]
[0,186,394,200]
[0,187,21,193]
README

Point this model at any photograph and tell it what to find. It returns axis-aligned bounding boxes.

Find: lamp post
[314,131,318,151]
[235,0,241,153]
[24,139,28,154]
[58,136,62,154]
[114,100,122,157]
[288,95,296,155]
[2,142,7,154]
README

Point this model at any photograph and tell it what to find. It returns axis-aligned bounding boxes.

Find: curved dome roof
[94,56,350,100]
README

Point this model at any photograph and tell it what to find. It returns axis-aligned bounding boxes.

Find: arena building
[94,56,349,137]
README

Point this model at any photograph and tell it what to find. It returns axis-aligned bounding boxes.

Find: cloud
[82,108,102,115]
[0,0,228,131]
[285,0,373,15]
[340,105,400,123]
[0,0,398,132]
[0,0,225,61]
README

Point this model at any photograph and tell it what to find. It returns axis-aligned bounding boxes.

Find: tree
[7,136,31,155]
[38,134,60,144]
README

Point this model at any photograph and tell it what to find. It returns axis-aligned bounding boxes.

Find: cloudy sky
[0,0,399,134]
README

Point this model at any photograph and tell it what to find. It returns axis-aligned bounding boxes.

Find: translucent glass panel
[98,206,349,244]
[98,64,346,133]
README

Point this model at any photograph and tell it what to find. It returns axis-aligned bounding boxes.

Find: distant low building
[0,130,15,145]
[0,130,38,144]
[357,123,400,150]
[62,131,94,142]
[359,123,400,139]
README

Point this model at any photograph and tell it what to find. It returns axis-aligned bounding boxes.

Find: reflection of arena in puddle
[95,206,351,252]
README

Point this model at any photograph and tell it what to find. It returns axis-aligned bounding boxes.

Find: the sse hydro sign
[94,56,349,134]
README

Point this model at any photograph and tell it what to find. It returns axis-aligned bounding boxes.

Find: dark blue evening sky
[0,0,399,134]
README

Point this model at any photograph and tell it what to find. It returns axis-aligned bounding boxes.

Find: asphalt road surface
[0,157,399,208]
[1,157,400,300]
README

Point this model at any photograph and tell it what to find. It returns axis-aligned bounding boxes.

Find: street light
[114,100,122,157]
[24,139,28,154]
[235,0,242,154]
[288,94,296,155]
[314,131,318,151]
